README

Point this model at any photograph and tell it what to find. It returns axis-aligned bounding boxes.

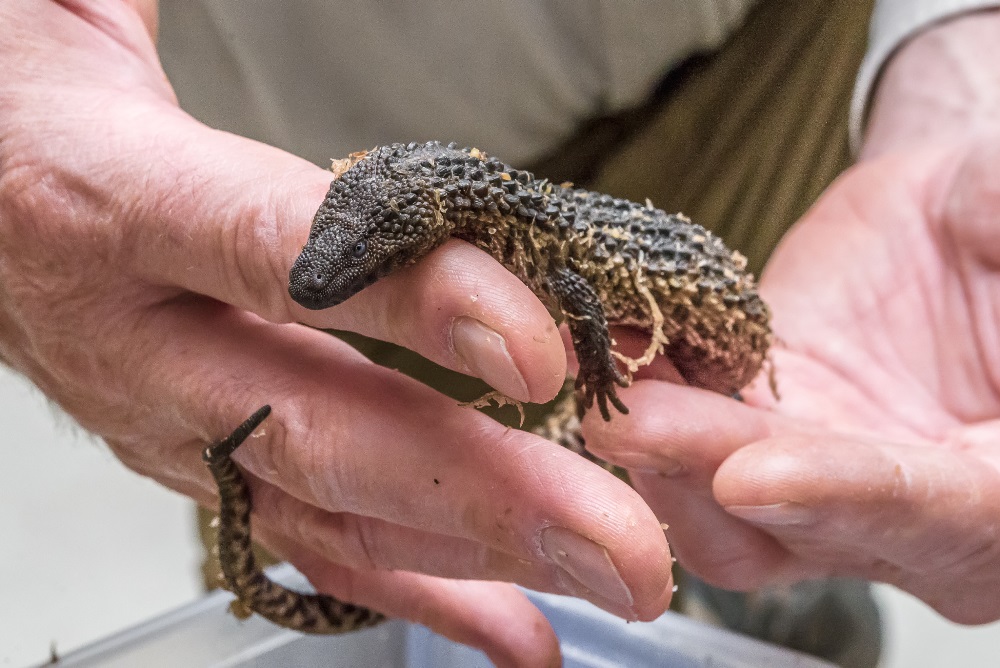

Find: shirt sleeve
[850,0,1000,150]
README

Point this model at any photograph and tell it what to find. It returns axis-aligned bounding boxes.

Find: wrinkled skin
[581,12,1000,625]
[0,3,674,666]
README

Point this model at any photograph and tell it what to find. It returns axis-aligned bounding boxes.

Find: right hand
[576,11,1000,627]
[0,3,673,664]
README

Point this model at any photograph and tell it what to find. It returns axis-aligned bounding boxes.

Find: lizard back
[290,141,771,395]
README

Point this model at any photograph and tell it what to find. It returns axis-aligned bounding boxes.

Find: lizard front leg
[547,267,630,421]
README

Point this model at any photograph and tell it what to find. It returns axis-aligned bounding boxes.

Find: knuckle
[290,507,383,572]
[248,397,364,518]
[227,206,294,321]
[339,516,387,571]
[236,399,321,494]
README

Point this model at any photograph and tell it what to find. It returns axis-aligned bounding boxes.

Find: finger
[630,470,797,591]
[570,362,797,591]
[581,380,773,480]
[129,431,634,613]
[207,473,569,594]
[327,239,566,403]
[257,528,562,668]
[135,298,673,621]
[715,433,1000,623]
[44,0,163,71]
[124,119,564,402]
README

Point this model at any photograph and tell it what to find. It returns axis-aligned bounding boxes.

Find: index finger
[127,118,566,403]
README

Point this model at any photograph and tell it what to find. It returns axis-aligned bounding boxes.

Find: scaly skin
[210,140,771,634]
[289,141,771,415]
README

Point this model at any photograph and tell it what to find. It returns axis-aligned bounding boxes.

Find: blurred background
[4,364,1000,667]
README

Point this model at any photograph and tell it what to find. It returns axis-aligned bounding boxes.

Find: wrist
[861,10,1000,159]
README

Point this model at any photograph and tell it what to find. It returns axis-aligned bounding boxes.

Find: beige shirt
[851,0,1000,147]
[158,1,756,164]
[158,1,1000,164]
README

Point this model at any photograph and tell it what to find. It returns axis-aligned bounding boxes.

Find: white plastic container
[52,563,835,667]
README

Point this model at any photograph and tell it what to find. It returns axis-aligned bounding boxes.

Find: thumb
[125,113,566,402]
[715,433,1000,623]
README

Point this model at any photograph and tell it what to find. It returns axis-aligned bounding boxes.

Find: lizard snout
[288,251,338,309]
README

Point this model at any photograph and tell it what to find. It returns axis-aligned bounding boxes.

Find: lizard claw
[575,363,631,421]
[592,382,630,421]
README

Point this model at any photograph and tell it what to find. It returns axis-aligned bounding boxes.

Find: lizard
[205,140,772,634]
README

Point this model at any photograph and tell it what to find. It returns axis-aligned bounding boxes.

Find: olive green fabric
[534,0,876,276]
[200,0,877,663]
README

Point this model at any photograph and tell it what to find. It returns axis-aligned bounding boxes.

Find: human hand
[578,11,1000,624]
[0,3,672,663]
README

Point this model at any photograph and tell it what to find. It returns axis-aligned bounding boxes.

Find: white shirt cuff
[850,0,1000,151]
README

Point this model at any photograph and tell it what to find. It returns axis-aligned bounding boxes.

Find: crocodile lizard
[206,140,771,633]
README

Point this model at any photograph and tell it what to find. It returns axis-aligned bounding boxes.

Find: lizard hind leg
[202,406,386,634]
[547,267,630,421]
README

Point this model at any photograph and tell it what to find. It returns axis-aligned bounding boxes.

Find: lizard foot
[575,355,630,421]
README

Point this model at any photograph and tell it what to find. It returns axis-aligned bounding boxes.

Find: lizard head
[288,213,382,310]
[289,149,447,310]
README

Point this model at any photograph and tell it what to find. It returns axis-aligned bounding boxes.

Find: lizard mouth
[288,255,346,310]
[288,249,403,310]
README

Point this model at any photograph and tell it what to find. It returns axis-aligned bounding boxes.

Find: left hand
[578,11,1000,624]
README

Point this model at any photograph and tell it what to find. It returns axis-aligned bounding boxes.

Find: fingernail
[592,452,685,478]
[626,458,686,477]
[452,317,530,401]
[725,502,816,526]
[541,526,634,610]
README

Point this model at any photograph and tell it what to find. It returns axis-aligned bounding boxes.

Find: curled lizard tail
[202,406,385,634]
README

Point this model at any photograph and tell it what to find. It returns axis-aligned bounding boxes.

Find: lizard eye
[352,239,368,258]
